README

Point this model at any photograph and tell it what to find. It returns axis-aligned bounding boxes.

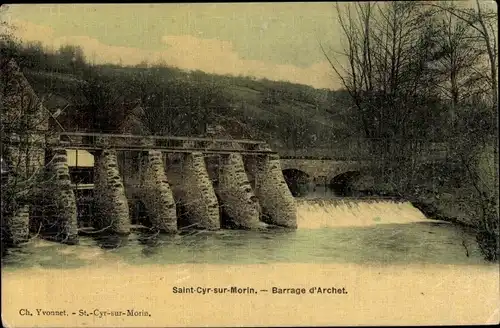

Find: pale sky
[0,2,496,90]
[1,3,342,89]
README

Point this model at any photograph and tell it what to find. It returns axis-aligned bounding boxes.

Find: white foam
[296,199,437,229]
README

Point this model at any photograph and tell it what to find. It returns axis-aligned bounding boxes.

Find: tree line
[322,0,498,261]
[2,37,342,149]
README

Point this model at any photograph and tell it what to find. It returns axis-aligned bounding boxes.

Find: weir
[295,198,432,229]
[16,137,295,240]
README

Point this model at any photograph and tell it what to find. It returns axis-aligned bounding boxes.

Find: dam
[1,58,455,247]
[2,131,298,245]
[1,58,302,244]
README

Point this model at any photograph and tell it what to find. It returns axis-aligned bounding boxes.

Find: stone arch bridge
[278,142,449,179]
[277,145,450,196]
[280,158,370,185]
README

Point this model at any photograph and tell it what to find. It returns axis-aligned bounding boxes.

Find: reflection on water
[95,234,131,249]
[303,184,338,198]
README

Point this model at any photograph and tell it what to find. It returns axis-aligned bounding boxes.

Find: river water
[2,198,498,326]
[1,198,492,268]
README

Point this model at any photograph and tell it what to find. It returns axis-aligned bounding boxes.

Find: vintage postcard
[1,2,499,327]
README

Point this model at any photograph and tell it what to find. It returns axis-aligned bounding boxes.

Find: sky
[0,3,342,90]
[0,2,497,90]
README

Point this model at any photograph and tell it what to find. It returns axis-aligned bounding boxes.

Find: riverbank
[2,262,498,327]
[410,196,477,228]
[364,183,499,262]
[356,187,470,225]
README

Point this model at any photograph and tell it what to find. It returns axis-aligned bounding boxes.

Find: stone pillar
[117,150,142,221]
[2,137,31,245]
[45,148,78,244]
[2,134,47,246]
[93,150,130,234]
[1,58,50,244]
[180,151,220,230]
[138,150,177,233]
[250,145,297,228]
[4,205,30,245]
[216,151,261,229]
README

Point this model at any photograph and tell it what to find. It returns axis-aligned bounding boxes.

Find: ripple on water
[1,200,492,268]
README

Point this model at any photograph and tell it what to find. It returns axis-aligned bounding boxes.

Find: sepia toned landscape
[1,2,499,327]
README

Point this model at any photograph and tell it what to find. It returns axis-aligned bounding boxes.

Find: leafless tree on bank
[321,1,498,261]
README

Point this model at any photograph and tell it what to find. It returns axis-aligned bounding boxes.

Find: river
[2,198,499,326]
[0,199,491,267]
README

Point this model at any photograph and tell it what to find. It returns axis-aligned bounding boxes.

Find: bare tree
[427,0,498,261]
[431,11,486,110]
[320,1,446,194]
[321,2,444,140]
[425,0,498,108]
[321,1,498,261]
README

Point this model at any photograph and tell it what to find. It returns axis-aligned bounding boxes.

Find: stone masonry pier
[179,150,221,230]
[93,150,131,234]
[44,148,78,244]
[214,142,261,229]
[245,144,297,228]
[138,150,177,233]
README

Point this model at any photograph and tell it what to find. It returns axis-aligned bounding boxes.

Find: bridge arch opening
[282,169,311,197]
[329,171,362,196]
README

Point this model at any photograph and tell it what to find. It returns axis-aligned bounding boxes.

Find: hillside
[22,64,357,149]
[1,39,358,149]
